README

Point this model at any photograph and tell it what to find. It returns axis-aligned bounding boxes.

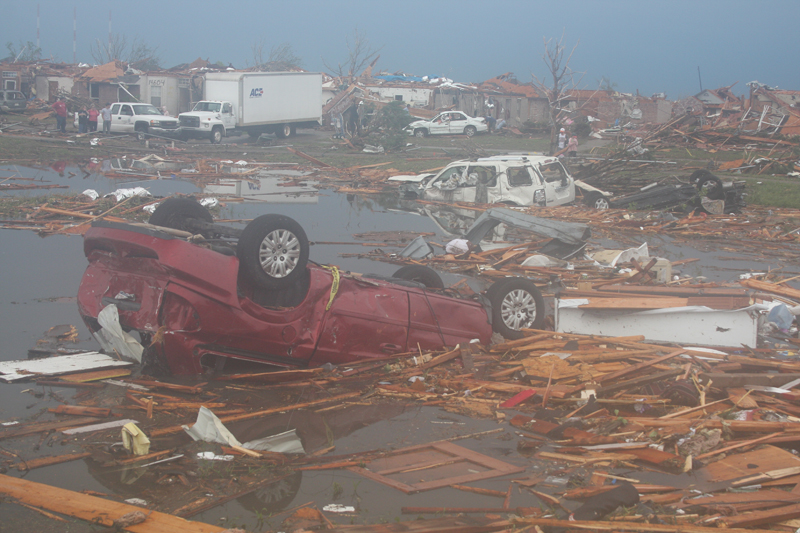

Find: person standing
[100,103,112,134]
[567,135,578,157]
[52,97,67,133]
[557,127,567,151]
[87,105,99,132]
[77,107,88,133]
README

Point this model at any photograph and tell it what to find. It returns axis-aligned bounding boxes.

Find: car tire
[275,123,292,139]
[148,197,213,234]
[392,265,445,289]
[488,278,545,340]
[211,127,223,144]
[464,125,477,137]
[584,192,610,209]
[414,128,427,138]
[238,214,309,290]
[691,170,724,200]
[135,125,148,141]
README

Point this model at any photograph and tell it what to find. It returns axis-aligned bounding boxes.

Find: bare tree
[322,28,382,85]
[6,40,42,62]
[531,34,581,155]
[90,33,161,70]
[251,40,302,71]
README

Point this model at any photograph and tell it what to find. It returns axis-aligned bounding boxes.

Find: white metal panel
[555,300,759,348]
[239,72,322,126]
[0,351,132,382]
[204,73,242,104]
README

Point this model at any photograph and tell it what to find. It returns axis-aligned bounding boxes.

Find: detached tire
[238,214,309,289]
[392,265,444,289]
[488,278,545,339]
[148,197,212,233]
[691,170,724,200]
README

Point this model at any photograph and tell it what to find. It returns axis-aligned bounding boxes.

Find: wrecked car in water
[77,199,547,375]
[390,155,611,209]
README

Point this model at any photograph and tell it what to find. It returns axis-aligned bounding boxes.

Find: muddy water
[0,163,792,530]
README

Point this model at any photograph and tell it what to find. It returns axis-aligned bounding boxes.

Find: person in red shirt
[52,97,67,133]
[87,105,99,132]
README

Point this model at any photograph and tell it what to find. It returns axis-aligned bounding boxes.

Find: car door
[448,112,468,134]
[429,113,450,135]
[499,164,538,205]
[114,104,134,133]
[312,276,409,365]
[423,164,469,202]
[537,160,576,206]
[466,164,501,204]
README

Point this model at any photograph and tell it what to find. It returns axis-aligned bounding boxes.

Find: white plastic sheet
[183,406,306,454]
[93,304,144,363]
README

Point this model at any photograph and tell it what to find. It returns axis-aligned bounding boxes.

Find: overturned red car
[77,199,545,375]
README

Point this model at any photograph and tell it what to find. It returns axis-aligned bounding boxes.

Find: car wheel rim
[258,229,301,278]
[596,199,609,209]
[700,180,717,192]
[500,289,537,331]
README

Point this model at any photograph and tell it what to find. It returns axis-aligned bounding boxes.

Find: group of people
[51,97,113,134]
[557,127,579,157]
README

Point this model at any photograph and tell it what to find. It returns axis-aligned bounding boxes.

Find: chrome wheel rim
[258,229,300,278]
[501,289,537,331]
[595,198,609,209]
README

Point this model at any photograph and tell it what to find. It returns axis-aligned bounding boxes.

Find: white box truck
[178,71,322,143]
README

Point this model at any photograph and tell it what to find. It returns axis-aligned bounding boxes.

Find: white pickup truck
[390,155,610,209]
[178,71,322,143]
[73,102,179,139]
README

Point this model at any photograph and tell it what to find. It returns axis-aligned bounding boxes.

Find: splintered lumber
[215,368,323,383]
[401,506,540,516]
[48,405,112,417]
[741,278,800,300]
[150,391,360,436]
[419,346,461,370]
[596,350,684,383]
[720,502,800,528]
[286,147,331,167]
[0,417,102,440]
[15,452,92,471]
[577,297,689,309]
[512,516,779,533]
[0,474,227,532]
[451,484,508,498]
[59,368,131,382]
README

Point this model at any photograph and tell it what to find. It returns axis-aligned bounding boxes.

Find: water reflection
[204,172,318,204]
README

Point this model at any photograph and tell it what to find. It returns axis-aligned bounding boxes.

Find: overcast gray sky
[4,0,799,99]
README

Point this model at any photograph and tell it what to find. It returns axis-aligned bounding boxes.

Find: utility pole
[697,66,703,92]
[37,4,40,49]
[73,6,77,64]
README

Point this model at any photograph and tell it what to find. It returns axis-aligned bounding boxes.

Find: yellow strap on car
[321,265,340,310]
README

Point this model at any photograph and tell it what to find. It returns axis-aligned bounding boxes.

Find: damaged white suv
[390,155,609,208]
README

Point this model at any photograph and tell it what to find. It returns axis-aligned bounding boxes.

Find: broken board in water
[0,351,132,382]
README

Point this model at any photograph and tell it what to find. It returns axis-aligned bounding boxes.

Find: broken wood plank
[15,452,92,471]
[0,474,227,532]
[48,405,112,417]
